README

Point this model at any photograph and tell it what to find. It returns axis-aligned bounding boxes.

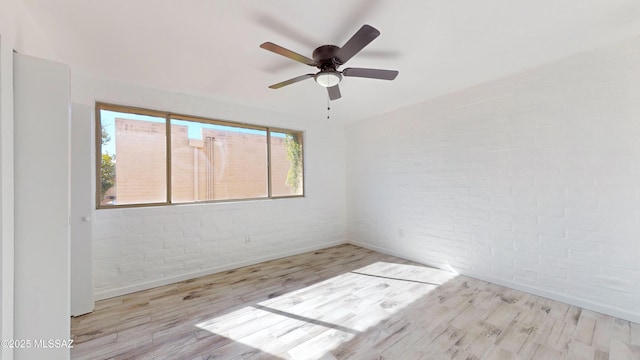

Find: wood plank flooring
[71,244,640,359]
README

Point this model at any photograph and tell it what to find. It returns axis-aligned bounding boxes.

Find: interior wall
[71,72,347,299]
[346,35,640,323]
[1,0,58,357]
[0,32,15,360]
[0,4,18,359]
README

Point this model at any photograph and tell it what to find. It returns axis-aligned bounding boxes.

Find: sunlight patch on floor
[196,261,457,359]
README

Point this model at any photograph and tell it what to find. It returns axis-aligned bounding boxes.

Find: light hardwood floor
[71,244,640,359]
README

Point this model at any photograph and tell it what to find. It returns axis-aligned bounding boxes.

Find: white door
[70,103,94,316]
[14,52,71,360]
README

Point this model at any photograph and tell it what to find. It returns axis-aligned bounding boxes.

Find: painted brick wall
[93,194,346,299]
[74,74,347,299]
[346,36,640,323]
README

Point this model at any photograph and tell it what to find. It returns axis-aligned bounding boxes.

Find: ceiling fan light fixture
[314,71,342,87]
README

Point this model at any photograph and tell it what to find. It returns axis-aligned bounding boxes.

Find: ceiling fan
[260,24,399,101]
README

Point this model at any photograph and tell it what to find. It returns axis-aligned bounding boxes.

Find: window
[270,130,304,197]
[96,103,304,208]
[169,116,269,202]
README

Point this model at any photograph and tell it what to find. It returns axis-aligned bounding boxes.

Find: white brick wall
[346,35,640,323]
[76,74,347,299]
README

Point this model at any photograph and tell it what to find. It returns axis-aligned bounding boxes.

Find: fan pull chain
[326,96,331,120]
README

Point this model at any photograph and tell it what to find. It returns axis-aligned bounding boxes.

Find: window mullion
[267,129,272,198]
[166,113,172,204]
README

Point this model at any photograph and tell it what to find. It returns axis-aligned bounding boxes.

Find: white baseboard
[460,272,640,324]
[94,240,345,301]
[348,239,640,324]
[348,239,448,272]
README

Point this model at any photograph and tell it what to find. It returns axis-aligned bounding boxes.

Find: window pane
[99,109,167,206]
[170,118,268,202]
[270,130,304,197]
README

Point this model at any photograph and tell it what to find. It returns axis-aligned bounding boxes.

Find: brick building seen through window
[98,105,303,207]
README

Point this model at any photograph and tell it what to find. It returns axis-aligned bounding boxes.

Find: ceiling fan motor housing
[312,45,342,70]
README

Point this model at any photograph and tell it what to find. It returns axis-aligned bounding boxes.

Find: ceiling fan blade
[327,85,341,101]
[268,74,314,89]
[342,67,399,80]
[260,42,316,66]
[335,25,380,65]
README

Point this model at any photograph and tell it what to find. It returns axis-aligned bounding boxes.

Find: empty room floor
[71,244,640,359]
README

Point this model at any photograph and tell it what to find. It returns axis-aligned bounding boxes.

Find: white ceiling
[20,0,640,123]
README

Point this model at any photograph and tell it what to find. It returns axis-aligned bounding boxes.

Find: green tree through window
[101,127,115,199]
[284,133,303,193]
